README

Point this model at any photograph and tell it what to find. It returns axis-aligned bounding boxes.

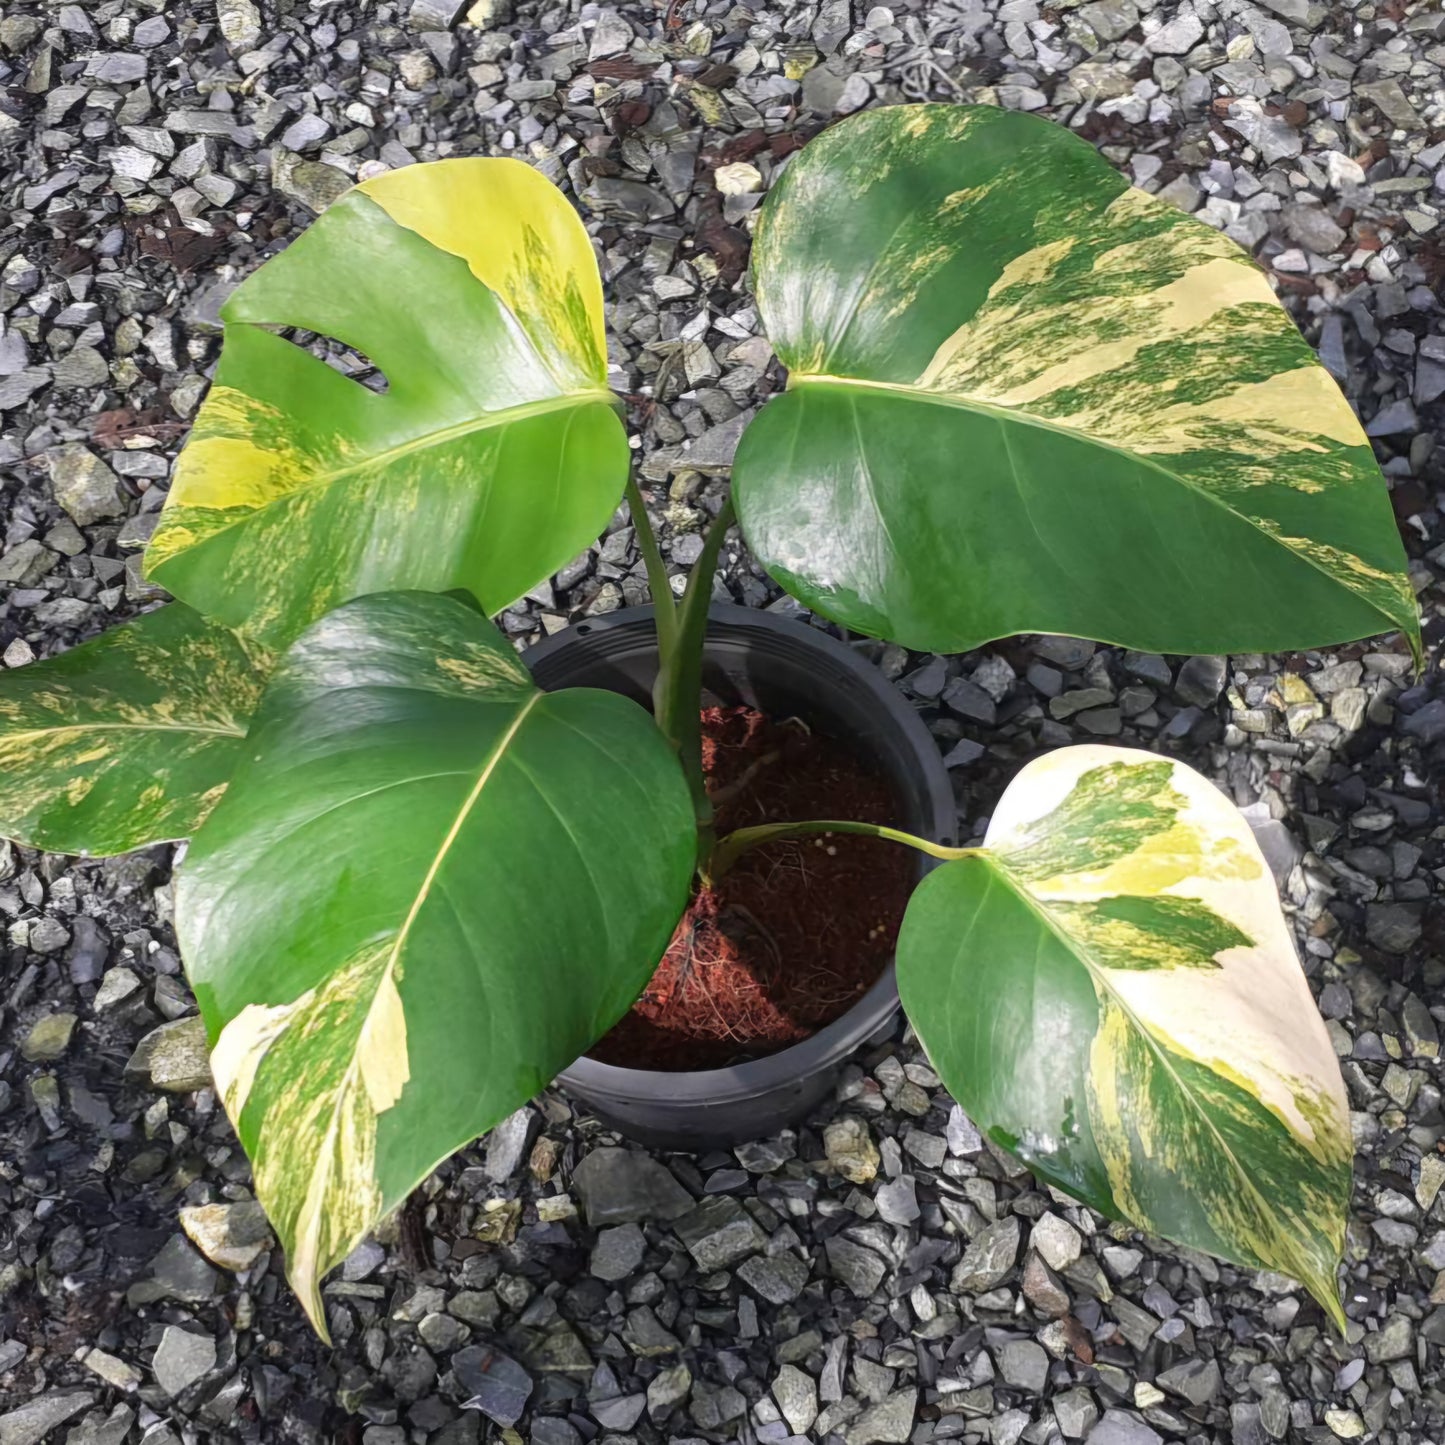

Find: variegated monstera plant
[3,106,1417,1337]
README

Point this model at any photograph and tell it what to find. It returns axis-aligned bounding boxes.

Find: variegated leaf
[0,604,262,855]
[897,745,1351,1326]
[146,159,628,649]
[178,592,695,1336]
[735,104,1418,661]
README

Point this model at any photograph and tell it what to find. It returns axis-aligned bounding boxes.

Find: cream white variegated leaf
[897,744,1352,1327]
[180,592,695,1336]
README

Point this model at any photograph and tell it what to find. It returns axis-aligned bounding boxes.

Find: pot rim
[526,603,955,1104]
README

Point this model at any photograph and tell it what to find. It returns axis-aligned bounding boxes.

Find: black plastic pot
[524,604,955,1152]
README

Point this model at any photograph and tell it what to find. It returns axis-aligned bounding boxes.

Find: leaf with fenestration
[0,604,262,855]
[178,592,695,1336]
[897,745,1351,1326]
[145,159,628,648]
[735,103,1417,660]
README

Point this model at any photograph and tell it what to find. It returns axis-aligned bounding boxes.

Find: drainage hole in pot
[588,705,915,1072]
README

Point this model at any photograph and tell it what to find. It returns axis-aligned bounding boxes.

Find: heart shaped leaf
[0,604,262,855]
[146,160,628,648]
[735,104,1417,660]
[897,745,1351,1326]
[178,592,694,1335]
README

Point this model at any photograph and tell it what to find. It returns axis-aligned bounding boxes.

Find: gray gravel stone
[845,1388,916,1445]
[1157,1357,1221,1404]
[591,1393,646,1430]
[737,1250,810,1303]
[483,1106,537,1182]
[943,677,996,724]
[1087,1411,1163,1445]
[147,1235,221,1302]
[1079,1,1138,42]
[1284,203,1348,255]
[773,1363,818,1435]
[951,1217,1020,1292]
[998,1339,1049,1392]
[1176,656,1229,710]
[152,1327,216,1397]
[454,1345,532,1427]
[571,1148,693,1224]
[1055,1387,1100,1438]
[674,1197,766,1270]
[589,1223,646,1281]
[178,1200,273,1271]
[690,1383,746,1430]
[1145,10,1203,53]
[875,1176,919,1225]
[646,1362,691,1420]
[126,1016,212,1092]
[48,445,125,525]
[1030,1213,1082,1271]
[826,1235,888,1297]
[0,1394,94,1445]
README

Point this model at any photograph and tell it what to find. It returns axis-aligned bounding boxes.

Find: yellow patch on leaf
[208,941,412,1340]
[360,159,607,391]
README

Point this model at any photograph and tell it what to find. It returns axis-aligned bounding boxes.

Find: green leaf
[178,591,695,1336]
[735,104,1418,660]
[896,745,1351,1328]
[0,604,262,855]
[145,160,628,649]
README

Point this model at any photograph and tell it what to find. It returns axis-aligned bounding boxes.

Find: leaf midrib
[978,851,1321,1284]
[1,720,247,741]
[786,371,1395,634]
[157,382,616,546]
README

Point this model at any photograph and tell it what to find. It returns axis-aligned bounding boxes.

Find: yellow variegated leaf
[0,604,263,855]
[146,159,627,649]
[357,161,607,391]
[180,593,694,1336]
[735,104,1418,661]
[897,745,1352,1327]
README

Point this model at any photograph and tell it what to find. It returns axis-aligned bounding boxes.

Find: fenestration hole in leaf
[267,323,390,395]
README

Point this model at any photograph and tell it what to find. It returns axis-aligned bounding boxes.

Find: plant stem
[706,819,978,884]
[624,473,677,656]
[653,495,737,855]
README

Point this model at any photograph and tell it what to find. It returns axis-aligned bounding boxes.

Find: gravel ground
[3,1,1445,1442]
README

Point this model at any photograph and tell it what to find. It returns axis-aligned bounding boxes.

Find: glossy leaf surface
[897,745,1351,1326]
[178,592,694,1336]
[146,159,627,648]
[736,104,1417,659]
[0,604,261,855]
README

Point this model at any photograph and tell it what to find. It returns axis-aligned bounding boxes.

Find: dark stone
[570,1149,693,1225]
[1403,700,1445,745]
[454,1346,533,1428]
[1174,655,1227,708]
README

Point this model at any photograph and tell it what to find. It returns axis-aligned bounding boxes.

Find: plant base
[589,706,914,1071]
[530,605,953,1150]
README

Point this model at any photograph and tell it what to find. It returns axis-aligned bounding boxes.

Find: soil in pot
[589,705,916,1072]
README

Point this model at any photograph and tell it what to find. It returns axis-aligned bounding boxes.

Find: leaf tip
[292,1262,333,1345]
[1312,1269,1349,1337]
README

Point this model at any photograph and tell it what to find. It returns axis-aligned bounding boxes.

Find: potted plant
[2,104,1415,1341]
